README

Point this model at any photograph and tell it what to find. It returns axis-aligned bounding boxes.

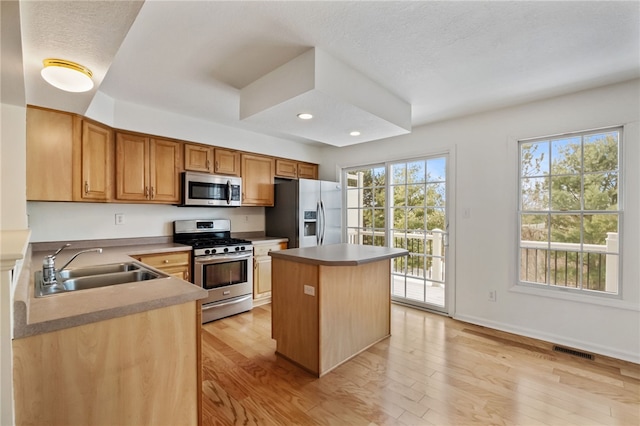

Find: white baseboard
[453,313,640,364]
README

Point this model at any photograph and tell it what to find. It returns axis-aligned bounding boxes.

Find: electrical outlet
[115,213,125,225]
[488,290,497,302]
[303,285,316,296]
[244,215,249,223]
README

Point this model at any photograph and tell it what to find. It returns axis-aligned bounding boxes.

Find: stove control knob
[240,246,245,251]
[211,249,217,255]
[224,248,229,253]
[204,249,210,255]
[235,246,240,251]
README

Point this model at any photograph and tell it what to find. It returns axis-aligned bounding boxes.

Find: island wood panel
[318,260,391,375]
[12,302,199,426]
[271,258,319,373]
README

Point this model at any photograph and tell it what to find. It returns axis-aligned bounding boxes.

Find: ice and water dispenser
[303,210,317,237]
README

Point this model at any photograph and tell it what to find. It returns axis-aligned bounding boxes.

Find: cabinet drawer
[254,242,287,257]
[135,251,190,268]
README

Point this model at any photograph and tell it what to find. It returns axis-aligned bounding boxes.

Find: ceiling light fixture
[350,131,361,136]
[297,113,313,120]
[41,58,94,92]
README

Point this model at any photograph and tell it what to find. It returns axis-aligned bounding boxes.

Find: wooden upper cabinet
[184,143,213,173]
[297,162,318,179]
[116,133,182,203]
[150,138,182,203]
[275,158,318,180]
[214,148,240,176]
[76,120,114,201]
[241,153,274,206]
[26,106,78,201]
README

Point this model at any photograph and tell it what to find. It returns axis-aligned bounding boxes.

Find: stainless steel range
[173,219,253,323]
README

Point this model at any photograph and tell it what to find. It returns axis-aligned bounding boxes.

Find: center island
[269,243,408,377]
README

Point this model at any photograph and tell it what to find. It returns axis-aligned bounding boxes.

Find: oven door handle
[195,252,253,263]
[202,294,252,310]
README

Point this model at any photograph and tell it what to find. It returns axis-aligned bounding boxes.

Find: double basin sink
[35,262,169,297]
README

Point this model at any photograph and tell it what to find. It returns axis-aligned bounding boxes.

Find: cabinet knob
[206,160,211,171]
[84,181,89,194]
[150,186,155,199]
[163,259,169,264]
[145,186,149,198]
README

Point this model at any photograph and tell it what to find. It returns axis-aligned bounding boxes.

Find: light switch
[303,285,315,296]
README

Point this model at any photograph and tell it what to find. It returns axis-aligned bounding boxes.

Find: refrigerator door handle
[316,201,321,245]
[320,200,326,245]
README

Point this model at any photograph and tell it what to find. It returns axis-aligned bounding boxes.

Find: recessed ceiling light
[41,58,94,92]
[350,131,361,136]
[297,113,313,120]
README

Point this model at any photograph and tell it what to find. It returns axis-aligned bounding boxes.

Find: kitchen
[2,1,640,425]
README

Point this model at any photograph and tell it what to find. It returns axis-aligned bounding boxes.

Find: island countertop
[13,239,207,339]
[268,243,408,266]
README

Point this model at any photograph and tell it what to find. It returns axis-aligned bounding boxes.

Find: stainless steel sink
[35,262,169,297]
[57,262,141,279]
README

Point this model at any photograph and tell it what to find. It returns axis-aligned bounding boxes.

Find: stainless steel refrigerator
[265,178,342,248]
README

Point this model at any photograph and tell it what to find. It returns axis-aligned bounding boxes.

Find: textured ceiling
[18,1,640,146]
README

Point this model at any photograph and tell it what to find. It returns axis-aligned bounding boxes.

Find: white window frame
[517,126,624,299]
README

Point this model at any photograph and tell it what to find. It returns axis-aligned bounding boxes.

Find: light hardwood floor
[201,304,639,425]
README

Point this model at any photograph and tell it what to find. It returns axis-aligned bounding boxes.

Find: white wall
[87,95,323,163]
[320,79,640,363]
[1,104,27,230]
[27,202,264,242]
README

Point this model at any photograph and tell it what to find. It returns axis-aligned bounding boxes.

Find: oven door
[194,252,253,305]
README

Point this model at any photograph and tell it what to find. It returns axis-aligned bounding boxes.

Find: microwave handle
[226,180,231,205]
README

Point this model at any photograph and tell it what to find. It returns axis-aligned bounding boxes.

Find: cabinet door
[184,143,213,173]
[241,154,274,206]
[254,255,272,297]
[133,251,191,282]
[116,133,149,201]
[275,159,298,178]
[26,107,77,201]
[297,162,318,180]
[150,138,182,203]
[214,148,240,176]
[79,120,113,201]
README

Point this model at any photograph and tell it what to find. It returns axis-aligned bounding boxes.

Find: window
[518,127,622,295]
[345,165,387,246]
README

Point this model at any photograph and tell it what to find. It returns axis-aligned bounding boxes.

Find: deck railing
[347,229,445,283]
[520,232,618,293]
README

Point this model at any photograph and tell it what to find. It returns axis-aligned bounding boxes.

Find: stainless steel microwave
[180,172,242,207]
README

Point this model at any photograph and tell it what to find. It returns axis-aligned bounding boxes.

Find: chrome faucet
[42,244,103,286]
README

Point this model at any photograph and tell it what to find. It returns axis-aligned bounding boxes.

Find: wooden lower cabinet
[132,251,191,282]
[253,241,287,305]
[12,302,201,426]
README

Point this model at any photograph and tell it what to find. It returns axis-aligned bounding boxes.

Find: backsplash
[27,201,264,242]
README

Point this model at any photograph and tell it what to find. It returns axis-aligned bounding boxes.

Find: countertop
[13,240,207,339]
[245,236,288,245]
[269,243,408,266]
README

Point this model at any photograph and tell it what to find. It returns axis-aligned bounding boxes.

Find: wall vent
[553,345,594,360]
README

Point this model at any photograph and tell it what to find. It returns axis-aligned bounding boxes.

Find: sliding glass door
[344,155,449,314]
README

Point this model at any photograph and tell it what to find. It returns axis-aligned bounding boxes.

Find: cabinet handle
[215,161,219,171]
[84,181,89,194]
[294,165,298,178]
[145,186,149,198]
[206,160,211,171]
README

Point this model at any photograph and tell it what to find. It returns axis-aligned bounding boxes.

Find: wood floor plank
[200,304,640,426]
